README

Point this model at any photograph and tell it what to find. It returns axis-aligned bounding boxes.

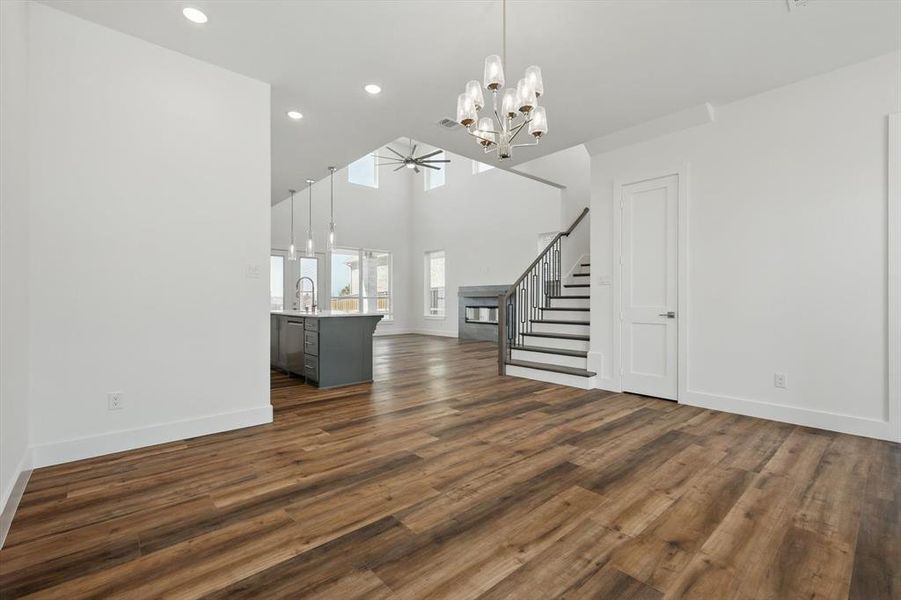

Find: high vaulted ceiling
[41,1,901,204]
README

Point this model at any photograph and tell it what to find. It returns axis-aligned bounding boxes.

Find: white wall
[1,0,32,516]
[409,153,562,336]
[588,51,901,441]
[514,145,592,271]
[271,145,562,337]
[26,4,273,466]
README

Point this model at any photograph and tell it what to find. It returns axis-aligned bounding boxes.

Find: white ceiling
[41,0,901,204]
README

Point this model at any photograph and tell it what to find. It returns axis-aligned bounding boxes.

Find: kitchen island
[270,311,383,388]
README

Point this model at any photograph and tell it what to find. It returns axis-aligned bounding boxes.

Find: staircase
[499,208,596,389]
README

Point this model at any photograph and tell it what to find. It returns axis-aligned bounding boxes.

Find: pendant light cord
[290,190,295,245]
[502,0,506,71]
[329,168,335,221]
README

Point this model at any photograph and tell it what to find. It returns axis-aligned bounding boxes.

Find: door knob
[658,311,676,318]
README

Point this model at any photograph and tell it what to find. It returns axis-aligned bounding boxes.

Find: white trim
[30,405,273,468]
[0,448,33,549]
[611,164,689,399]
[682,389,898,442]
[887,112,901,442]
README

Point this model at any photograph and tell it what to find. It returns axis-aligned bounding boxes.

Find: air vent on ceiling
[787,0,809,10]
[437,118,462,130]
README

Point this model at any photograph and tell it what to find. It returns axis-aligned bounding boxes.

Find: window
[425,250,445,317]
[363,250,391,315]
[295,256,318,311]
[270,255,285,310]
[330,248,392,318]
[348,153,378,188]
[473,160,494,174]
[424,152,446,191]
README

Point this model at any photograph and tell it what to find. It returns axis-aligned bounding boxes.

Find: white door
[620,174,678,400]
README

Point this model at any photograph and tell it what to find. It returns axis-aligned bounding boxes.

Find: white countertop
[270,310,384,319]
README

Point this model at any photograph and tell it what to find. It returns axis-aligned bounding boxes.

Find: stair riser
[506,365,595,390]
[561,287,590,295]
[520,335,589,351]
[531,322,590,335]
[549,297,589,309]
[540,310,589,321]
[510,350,588,369]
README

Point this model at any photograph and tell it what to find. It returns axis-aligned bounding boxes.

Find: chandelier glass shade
[454,0,546,160]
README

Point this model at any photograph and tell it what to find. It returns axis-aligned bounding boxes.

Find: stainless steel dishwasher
[285,319,305,376]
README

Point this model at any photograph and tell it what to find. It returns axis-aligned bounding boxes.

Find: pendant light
[327,166,337,250]
[305,179,315,257]
[288,189,297,261]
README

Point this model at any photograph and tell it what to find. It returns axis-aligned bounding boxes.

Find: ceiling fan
[376,141,450,173]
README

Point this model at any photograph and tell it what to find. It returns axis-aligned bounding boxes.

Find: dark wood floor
[0,335,897,599]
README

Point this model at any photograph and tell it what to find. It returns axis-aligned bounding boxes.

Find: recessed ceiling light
[182,7,208,24]
[287,111,303,120]
[364,84,382,95]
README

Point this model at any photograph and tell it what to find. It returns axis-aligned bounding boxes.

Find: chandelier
[454,0,547,160]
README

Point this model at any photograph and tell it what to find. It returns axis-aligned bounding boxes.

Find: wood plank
[0,335,892,599]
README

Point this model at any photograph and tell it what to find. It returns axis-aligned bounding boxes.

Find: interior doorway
[617,173,680,400]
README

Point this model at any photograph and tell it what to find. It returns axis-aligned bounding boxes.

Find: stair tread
[511,344,588,358]
[541,307,590,311]
[507,359,596,378]
[548,295,589,299]
[581,263,590,266]
[521,331,590,341]
[572,273,589,277]
[532,319,590,325]
[564,284,590,288]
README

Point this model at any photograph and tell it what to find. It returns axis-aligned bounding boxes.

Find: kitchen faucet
[295,276,317,313]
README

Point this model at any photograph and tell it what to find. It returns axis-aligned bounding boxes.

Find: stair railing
[498,207,589,375]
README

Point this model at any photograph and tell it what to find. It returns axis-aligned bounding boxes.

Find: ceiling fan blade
[420,163,440,170]
[416,149,443,160]
[414,166,420,173]
[411,144,417,157]
[385,146,407,159]
[393,164,406,172]
[419,159,451,163]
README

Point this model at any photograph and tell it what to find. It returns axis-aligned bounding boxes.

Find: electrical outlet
[245,264,261,279]
[108,391,124,410]
[774,373,787,389]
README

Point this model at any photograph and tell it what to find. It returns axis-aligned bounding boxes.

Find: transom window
[473,160,494,174]
[424,152,446,191]
[348,154,379,188]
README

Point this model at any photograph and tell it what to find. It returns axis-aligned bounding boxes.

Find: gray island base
[271,311,384,388]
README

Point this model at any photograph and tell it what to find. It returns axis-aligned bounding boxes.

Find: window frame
[330,246,393,320]
[472,160,494,175]
[424,152,447,191]
[347,153,379,189]
[270,253,286,311]
[424,249,446,319]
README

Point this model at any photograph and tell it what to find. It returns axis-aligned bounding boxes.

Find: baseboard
[682,389,899,442]
[0,450,33,549]
[411,329,457,338]
[30,405,274,468]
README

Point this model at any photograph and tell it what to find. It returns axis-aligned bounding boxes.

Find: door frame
[612,163,689,402]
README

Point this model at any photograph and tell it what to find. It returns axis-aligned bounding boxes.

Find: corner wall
[0,0,32,525]
[588,51,901,441]
[26,4,273,466]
